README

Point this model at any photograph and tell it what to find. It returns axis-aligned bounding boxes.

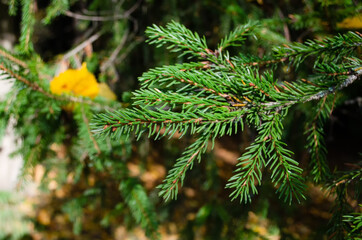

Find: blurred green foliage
[0,0,361,239]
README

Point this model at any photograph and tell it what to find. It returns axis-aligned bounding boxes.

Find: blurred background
[0,0,361,239]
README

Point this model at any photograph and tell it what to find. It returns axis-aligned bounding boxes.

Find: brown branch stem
[63,0,141,21]
[262,69,362,109]
[0,49,28,69]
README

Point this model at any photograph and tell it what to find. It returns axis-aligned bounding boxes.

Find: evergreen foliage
[0,0,361,239]
[0,191,31,239]
[93,22,362,206]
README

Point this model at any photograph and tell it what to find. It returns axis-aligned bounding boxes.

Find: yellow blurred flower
[337,14,362,29]
[98,82,117,100]
[50,63,99,99]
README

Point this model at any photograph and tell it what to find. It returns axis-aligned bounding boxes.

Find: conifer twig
[0,49,28,69]
[261,68,362,110]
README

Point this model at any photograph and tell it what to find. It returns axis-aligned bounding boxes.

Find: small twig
[262,69,362,109]
[164,138,208,198]
[63,0,141,22]
[75,24,98,45]
[23,0,35,51]
[0,48,28,69]
[242,57,288,67]
[278,9,291,42]
[115,36,144,65]
[0,63,52,97]
[63,31,103,60]
[100,30,129,72]
[64,10,128,21]
[330,93,337,115]
[312,95,327,122]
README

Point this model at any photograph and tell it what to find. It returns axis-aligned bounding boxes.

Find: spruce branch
[217,22,256,50]
[265,113,306,204]
[327,183,351,239]
[19,0,36,53]
[93,106,244,141]
[157,132,211,201]
[304,95,333,183]
[344,210,362,240]
[324,163,362,239]
[0,63,50,97]
[119,179,160,239]
[146,21,211,59]
[8,0,19,15]
[241,31,362,68]
[273,31,362,67]
[42,0,70,24]
[227,111,305,204]
[226,134,267,203]
[92,22,362,204]
[0,48,28,69]
[260,67,362,110]
[335,169,362,189]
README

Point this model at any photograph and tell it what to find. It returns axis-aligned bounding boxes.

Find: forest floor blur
[1,135,347,240]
